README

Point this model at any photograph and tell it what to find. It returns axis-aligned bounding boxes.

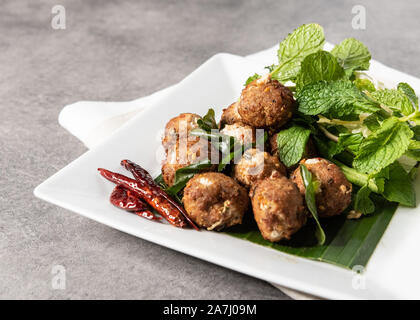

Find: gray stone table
[1,0,419,299]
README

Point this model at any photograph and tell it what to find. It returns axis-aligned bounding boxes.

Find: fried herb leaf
[197,108,217,131]
[154,173,166,189]
[218,131,268,172]
[190,128,234,155]
[300,164,326,245]
[165,159,213,196]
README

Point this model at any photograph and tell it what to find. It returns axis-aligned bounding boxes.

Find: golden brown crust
[220,123,256,146]
[232,148,287,189]
[251,177,306,242]
[220,102,244,127]
[238,75,295,129]
[162,113,201,151]
[162,139,218,186]
[290,158,352,217]
[183,172,249,230]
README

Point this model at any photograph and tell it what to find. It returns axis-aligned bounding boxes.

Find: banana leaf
[225,195,397,269]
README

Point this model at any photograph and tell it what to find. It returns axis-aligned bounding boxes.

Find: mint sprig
[353,117,413,173]
[297,80,379,119]
[331,38,371,77]
[271,23,325,82]
[295,51,345,90]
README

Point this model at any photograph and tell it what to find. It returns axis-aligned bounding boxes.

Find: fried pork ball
[232,148,287,189]
[269,134,317,170]
[220,123,256,146]
[183,172,249,230]
[162,113,201,151]
[238,74,295,129]
[290,158,352,218]
[162,139,217,186]
[251,177,306,242]
[220,102,243,127]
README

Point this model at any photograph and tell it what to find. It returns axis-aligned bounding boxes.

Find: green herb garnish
[300,164,326,245]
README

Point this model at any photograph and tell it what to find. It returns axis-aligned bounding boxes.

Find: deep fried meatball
[220,102,243,127]
[220,123,256,146]
[251,177,306,242]
[268,133,279,156]
[233,148,287,189]
[238,74,295,129]
[290,158,352,217]
[162,113,201,151]
[162,139,217,186]
[183,172,249,230]
[269,134,317,170]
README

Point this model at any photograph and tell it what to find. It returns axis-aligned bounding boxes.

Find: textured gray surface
[1,0,419,299]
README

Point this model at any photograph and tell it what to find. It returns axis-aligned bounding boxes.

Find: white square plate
[35,53,420,299]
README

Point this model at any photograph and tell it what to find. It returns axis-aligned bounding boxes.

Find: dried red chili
[98,168,189,228]
[120,160,198,230]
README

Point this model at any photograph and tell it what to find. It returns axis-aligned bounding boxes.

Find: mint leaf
[272,23,325,82]
[353,117,414,173]
[331,38,371,77]
[326,133,363,157]
[371,89,415,116]
[412,126,420,140]
[409,112,420,125]
[405,139,420,160]
[409,166,418,180]
[300,165,326,245]
[372,167,389,194]
[297,80,379,119]
[382,162,416,207]
[363,112,385,131]
[405,149,420,161]
[276,125,311,167]
[337,133,364,154]
[295,51,345,90]
[354,185,375,215]
[354,78,376,93]
[409,139,420,149]
[398,82,418,108]
[244,73,261,86]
